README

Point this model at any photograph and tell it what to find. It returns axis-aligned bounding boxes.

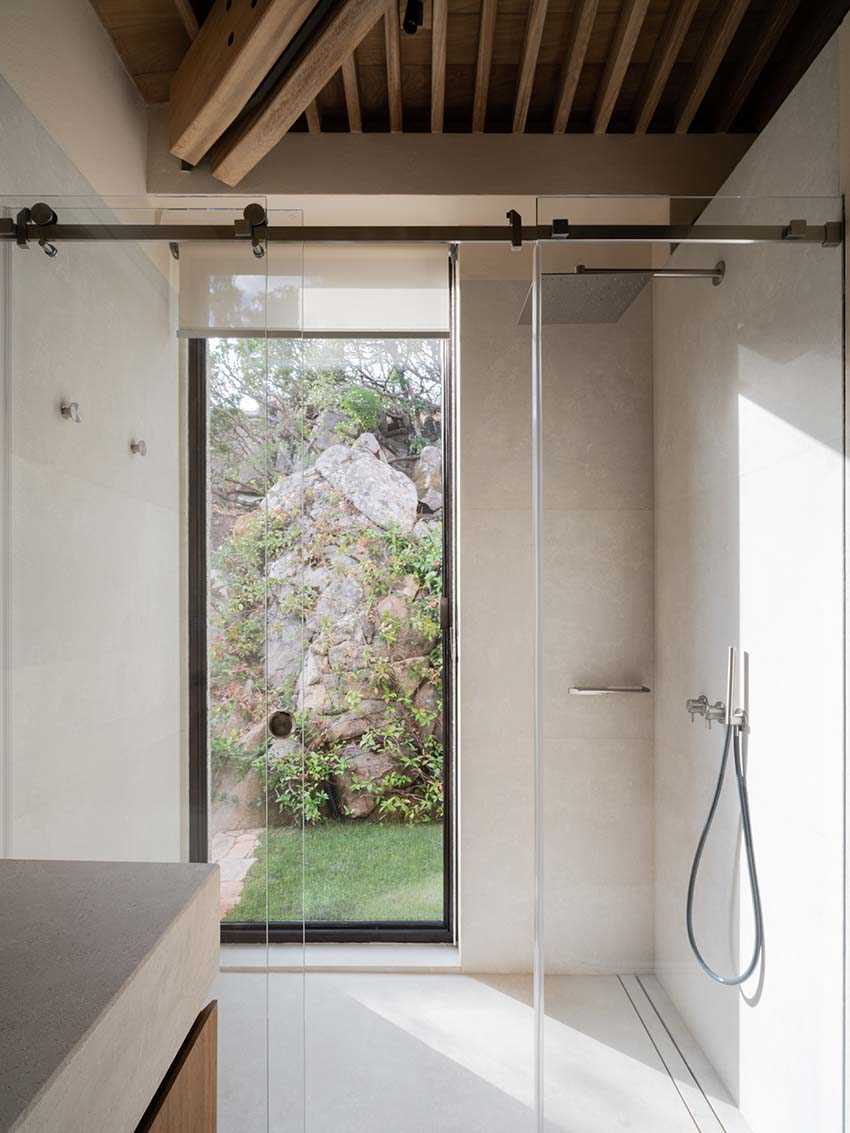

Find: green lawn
[225,822,444,923]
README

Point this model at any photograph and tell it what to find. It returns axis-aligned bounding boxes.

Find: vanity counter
[0,859,219,1132]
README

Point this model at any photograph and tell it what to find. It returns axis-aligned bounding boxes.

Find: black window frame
[188,252,458,945]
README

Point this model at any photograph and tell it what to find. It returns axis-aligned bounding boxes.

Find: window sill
[220,942,461,973]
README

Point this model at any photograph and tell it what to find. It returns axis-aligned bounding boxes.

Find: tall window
[191,335,454,942]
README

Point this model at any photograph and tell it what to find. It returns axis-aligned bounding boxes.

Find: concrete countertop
[0,859,219,1132]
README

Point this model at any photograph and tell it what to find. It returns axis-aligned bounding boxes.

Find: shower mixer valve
[685,647,748,731]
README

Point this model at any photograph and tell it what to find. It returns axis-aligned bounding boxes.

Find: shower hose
[686,723,764,986]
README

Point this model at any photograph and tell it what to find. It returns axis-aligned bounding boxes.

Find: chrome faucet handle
[686,694,708,722]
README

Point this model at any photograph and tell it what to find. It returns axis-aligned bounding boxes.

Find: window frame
[188,253,458,945]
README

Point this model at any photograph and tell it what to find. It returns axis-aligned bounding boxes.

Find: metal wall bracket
[782,218,807,240]
[506,209,523,249]
[234,203,267,258]
[823,221,843,247]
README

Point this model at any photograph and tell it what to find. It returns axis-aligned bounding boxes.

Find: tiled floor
[214,968,751,1132]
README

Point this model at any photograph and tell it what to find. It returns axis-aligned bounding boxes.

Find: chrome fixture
[576,260,725,286]
[686,646,763,986]
[569,685,651,695]
[130,439,147,456]
[60,401,81,423]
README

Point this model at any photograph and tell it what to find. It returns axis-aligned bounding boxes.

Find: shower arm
[576,262,725,285]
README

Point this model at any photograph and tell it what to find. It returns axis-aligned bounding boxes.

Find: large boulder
[413,445,442,513]
[315,443,418,532]
[335,746,395,818]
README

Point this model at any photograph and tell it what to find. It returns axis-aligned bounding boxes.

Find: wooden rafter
[593,0,650,134]
[305,99,321,133]
[384,0,403,133]
[633,0,699,133]
[553,0,599,134]
[211,0,385,185]
[169,0,316,164]
[472,0,497,133]
[341,54,363,133]
[675,0,750,134]
[173,0,199,41]
[713,0,799,131]
[431,0,448,133]
[513,0,549,133]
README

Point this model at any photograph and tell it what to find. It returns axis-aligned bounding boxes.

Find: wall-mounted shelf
[568,686,651,696]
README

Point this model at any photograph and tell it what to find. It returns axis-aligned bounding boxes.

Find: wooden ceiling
[91,0,850,185]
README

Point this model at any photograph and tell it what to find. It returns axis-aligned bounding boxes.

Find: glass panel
[2,199,184,864]
[534,196,845,1131]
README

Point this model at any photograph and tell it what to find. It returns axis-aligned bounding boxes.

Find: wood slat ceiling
[92,0,850,150]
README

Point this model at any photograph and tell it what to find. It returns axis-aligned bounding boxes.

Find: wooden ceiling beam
[211,0,385,186]
[513,0,549,133]
[675,0,750,134]
[472,0,497,133]
[593,0,650,134]
[173,0,199,41]
[385,0,403,133]
[712,0,799,131]
[552,0,599,134]
[341,54,363,133]
[633,0,699,134]
[169,0,315,165]
[305,99,322,133]
[431,0,448,133]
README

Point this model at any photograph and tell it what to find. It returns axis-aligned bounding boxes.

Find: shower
[685,647,764,986]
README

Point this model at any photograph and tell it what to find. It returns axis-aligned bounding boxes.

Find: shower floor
[214,965,750,1132]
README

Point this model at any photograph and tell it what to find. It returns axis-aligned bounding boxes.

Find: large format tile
[541,289,653,512]
[543,738,653,974]
[541,508,653,741]
[459,280,532,512]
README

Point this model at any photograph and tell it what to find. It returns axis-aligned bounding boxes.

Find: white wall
[0,76,182,862]
[653,37,844,1133]
[0,0,147,199]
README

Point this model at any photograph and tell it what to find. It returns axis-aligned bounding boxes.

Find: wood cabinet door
[136,1001,217,1132]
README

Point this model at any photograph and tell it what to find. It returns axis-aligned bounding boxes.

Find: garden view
[206,336,446,924]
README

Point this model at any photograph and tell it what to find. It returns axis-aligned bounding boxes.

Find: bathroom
[0,2,848,1131]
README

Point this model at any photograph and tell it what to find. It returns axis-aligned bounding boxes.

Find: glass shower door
[179,204,309,1132]
[531,194,846,1133]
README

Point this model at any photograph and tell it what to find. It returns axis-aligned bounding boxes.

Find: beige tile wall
[458,251,655,974]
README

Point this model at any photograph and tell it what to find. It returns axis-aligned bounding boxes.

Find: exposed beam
[306,99,321,133]
[169,0,316,165]
[675,0,750,134]
[472,0,497,132]
[341,54,363,133]
[593,0,650,134]
[211,0,385,186]
[513,0,549,133]
[633,0,699,133]
[552,0,599,133]
[431,0,448,133]
[384,0,403,133]
[712,0,799,131]
[173,0,199,40]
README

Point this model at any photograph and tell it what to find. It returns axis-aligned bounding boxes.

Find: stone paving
[211,827,263,918]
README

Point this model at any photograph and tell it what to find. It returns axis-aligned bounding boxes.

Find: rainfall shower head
[518,261,725,325]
